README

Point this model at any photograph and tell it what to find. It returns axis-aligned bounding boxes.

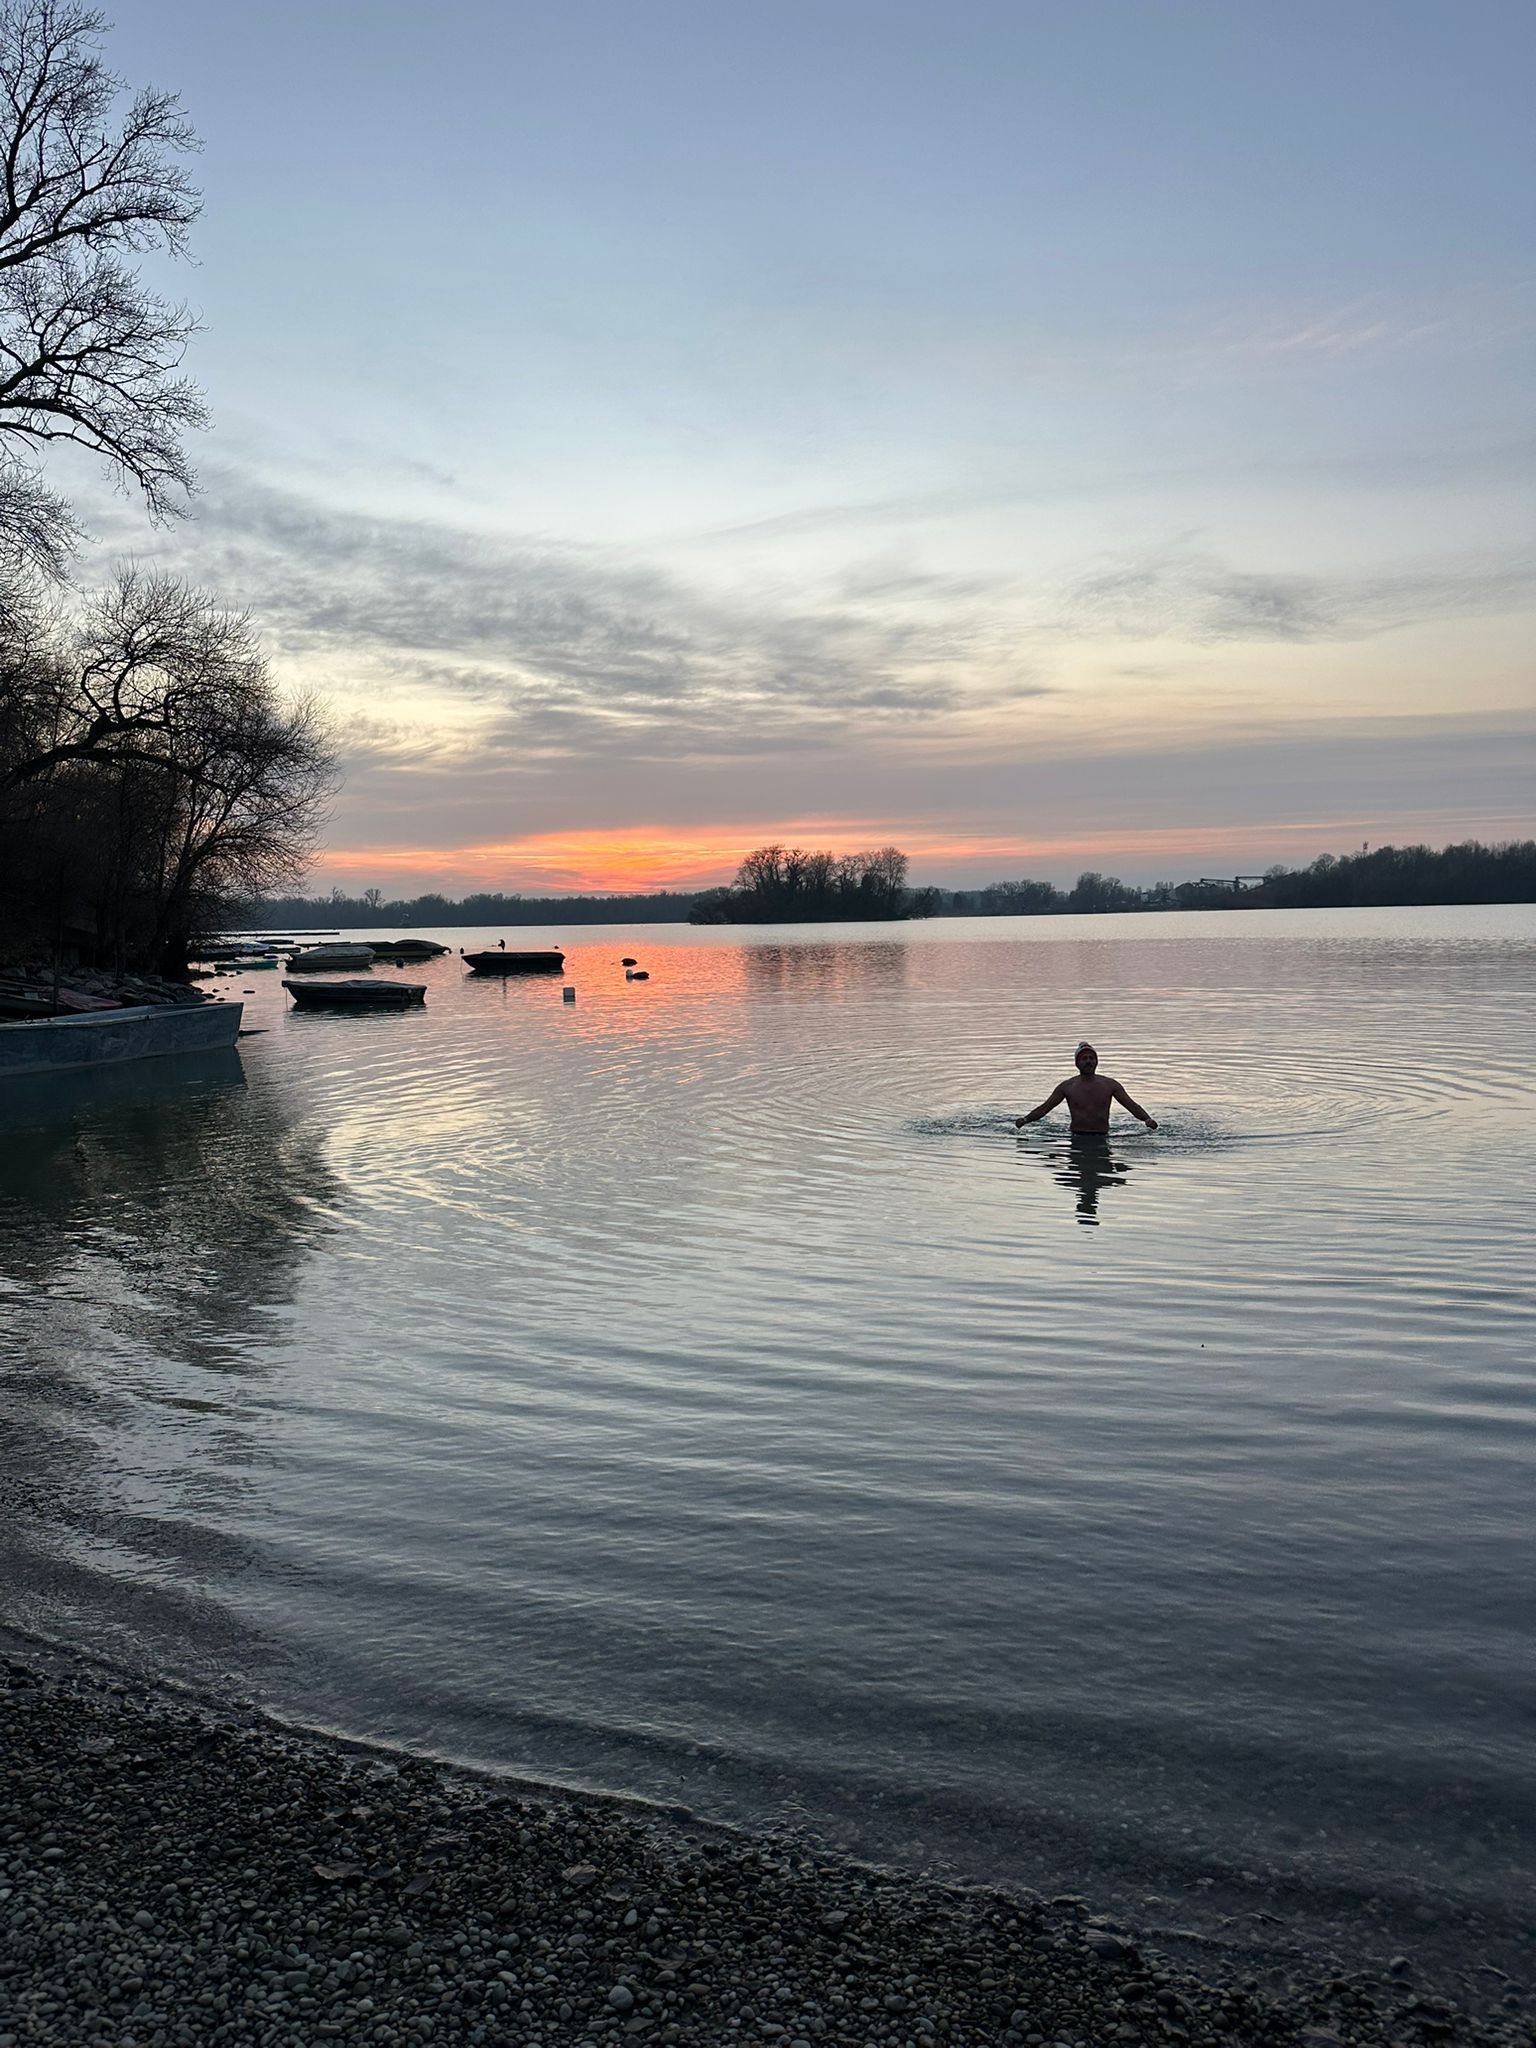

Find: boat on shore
[283,978,425,1010]
[0,1000,243,1078]
[286,943,375,971]
[462,948,565,976]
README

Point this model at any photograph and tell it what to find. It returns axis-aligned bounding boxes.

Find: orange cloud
[314,812,1454,896]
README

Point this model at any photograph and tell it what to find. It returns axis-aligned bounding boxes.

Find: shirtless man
[1015,1041,1158,1135]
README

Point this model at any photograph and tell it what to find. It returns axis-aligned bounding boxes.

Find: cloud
[1056,545,1536,644]
[312,710,1536,895]
[81,469,1047,768]
[74,467,1533,887]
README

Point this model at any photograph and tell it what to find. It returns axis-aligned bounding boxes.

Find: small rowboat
[286,943,375,971]
[370,939,449,959]
[462,948,565,976]
[282,978,425,1010]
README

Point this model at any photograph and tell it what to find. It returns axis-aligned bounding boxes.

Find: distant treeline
[245,839,1536,932]
[698,837,1536,919]
[944,839,1536,915]
[251,887,701,929]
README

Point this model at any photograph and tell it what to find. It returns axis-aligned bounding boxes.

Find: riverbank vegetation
[0,1,333,977]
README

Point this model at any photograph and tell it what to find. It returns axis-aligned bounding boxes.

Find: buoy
[563,986,576,1003]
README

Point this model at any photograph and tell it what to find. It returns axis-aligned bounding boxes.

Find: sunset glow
[93,0,1531,892]
[310,808,1531,898]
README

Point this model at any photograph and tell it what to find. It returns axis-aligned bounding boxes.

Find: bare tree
[1,565,243,789]
[716,841,913,923]
[138,670,336,972]
[0,566,336,970]
[0,0,204,575]
[734,844,786,898]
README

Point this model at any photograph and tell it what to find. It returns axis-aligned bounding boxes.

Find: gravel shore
[2,1645,1530,2048]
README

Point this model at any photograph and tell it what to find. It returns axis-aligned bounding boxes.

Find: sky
[73,0,1536,893]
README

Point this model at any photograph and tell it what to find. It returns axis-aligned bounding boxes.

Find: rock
[1085,1930,1137,1961]
[0,1650,1508,2048]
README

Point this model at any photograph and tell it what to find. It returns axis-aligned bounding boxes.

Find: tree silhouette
[0,0,204,575]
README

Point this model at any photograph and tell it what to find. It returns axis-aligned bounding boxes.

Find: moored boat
[462,948,565,975]
[285,943,375,971]
[282,978,425,1009]
[0,1001,243,1079]
[370,939,449,959]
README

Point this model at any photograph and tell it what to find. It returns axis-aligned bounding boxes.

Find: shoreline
[3,1635,1528,2048]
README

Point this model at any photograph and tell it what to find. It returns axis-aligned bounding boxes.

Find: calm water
[3,907,1535,1969]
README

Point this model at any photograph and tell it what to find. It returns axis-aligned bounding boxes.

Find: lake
[3,906,1533,1976]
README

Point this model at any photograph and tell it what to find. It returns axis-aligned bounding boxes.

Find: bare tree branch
[0,0,204,553]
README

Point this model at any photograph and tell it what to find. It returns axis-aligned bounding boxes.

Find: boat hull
[462,949,565,975]
[283,979,425,1009]
[286,945,375,971]
[0,1001,243,1079]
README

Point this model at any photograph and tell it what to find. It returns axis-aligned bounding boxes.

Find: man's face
[1075,1047,1098,1075]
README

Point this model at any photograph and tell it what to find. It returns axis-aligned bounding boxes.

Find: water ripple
[1,907,1534,1954]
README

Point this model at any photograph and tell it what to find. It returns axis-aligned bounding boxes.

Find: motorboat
[285,943,375,971]
[283,978,425,1009]
[0,1001,243,1078]
[462,948,565,975]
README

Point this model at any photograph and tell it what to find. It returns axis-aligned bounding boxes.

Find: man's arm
[1016,1081,1068,1127]
[1111,1079,1157,1129]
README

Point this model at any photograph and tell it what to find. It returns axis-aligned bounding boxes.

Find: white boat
[0,1001,243,1079]
[283,978,425,1009]
[285,943,375,971]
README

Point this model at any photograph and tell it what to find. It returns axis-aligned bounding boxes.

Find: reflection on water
[0,1046,340,1351]
[0,1045,343,1675]
[742,938,911,994]
[1027,1129,1138,1225]
[2,907,1535,1985]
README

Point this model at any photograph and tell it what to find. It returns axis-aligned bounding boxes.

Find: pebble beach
[3,1637,1530,2048]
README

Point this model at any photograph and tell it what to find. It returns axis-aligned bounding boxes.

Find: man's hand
[1143,1116,1158,1130]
